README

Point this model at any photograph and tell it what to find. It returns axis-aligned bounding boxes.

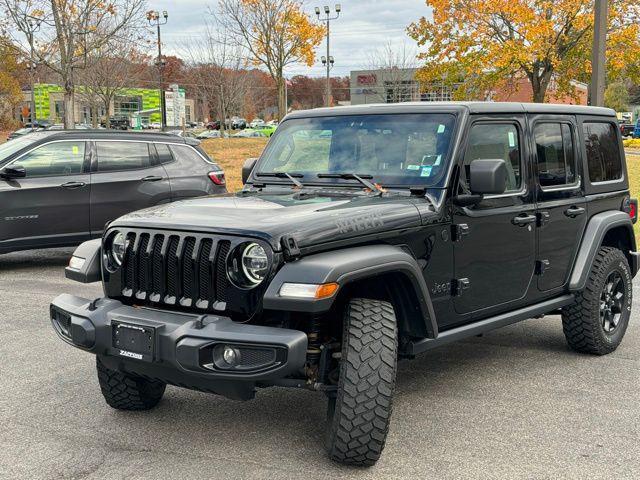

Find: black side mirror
[469,159,507,195]
[1,165,26,179]
[242,158,258,184]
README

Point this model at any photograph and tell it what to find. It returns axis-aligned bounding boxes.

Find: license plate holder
[112,321,155,362]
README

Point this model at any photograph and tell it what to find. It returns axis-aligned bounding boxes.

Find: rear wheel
[96,356,166,410]
[562,246,632,355]
[325,298,398,467]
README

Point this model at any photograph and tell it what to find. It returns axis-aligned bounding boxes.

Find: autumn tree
[2,0,147,127]
[0,37,23,128]
[218,0,325,119]
[76,40,147,128]
[408,0,640,103]
[604,81,629,112]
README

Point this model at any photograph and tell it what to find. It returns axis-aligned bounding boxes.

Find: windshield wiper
[317,173,384,195]
[255,172,304,188]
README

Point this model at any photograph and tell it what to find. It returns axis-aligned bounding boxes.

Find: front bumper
[50,294,308,400]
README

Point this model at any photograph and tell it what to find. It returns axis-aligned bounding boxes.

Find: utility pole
[17,14,42,125]
[590,0,607,106]
[315,5,341,107]
[147,10,168,129]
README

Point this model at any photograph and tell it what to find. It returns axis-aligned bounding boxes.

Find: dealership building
[21,83,195,126]
[350,68,588,105]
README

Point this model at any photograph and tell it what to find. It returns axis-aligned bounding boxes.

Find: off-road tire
[562,246,632,355]
[96,356,166,410]
[326,298,398,467]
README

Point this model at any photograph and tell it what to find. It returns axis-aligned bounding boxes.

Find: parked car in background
[229,117,247,130]
[619,121,635,137]
[633,119,640,139]
[266,120,278,126]
[149,122,162,130]
[7,127,45,141]
[101,117,129,130]
[196,130,229,139]
[231,129,267,138]
[0,131,226,254]
[249,118,265,128]
[166,129,198,138]
[253,124,277,137]
[206,120,221,130]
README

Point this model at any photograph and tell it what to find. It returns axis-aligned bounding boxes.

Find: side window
[169,145,207,165]
[534,123,577,188]
[462,123,521,192]
[155,143,174,164]
[12,141,85,178]
[583,122,623,183]
[96,142,151,172]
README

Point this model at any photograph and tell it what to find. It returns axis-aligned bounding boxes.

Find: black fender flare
[65,239,102,283]
[263,244,438,338]
[569,211,637,291]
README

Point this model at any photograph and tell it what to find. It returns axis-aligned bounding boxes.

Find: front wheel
[326,298,398,467]
[562,246,632,355]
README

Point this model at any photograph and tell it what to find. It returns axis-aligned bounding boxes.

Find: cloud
[153,0,428,77]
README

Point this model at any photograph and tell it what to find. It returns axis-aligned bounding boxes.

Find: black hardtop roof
[41,130,194,143]
[285,101,616,119]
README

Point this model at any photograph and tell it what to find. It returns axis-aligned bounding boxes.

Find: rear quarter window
[169,145,220,169]
[583,122,623,183]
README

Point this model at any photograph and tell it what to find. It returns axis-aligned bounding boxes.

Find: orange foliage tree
[408,0,640,102]
[219,0,325,119]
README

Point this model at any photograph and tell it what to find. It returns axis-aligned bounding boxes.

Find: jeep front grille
[120,231,231,311]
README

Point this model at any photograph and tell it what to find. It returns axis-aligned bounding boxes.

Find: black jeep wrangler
[51,102,638,466]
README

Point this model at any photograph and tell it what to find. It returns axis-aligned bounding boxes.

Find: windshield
[257,113,456,187]
[0,133,49,163]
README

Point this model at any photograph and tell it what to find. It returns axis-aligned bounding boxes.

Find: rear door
[0,140,90,251]
[531,116,587,291]
[89,140,171,236]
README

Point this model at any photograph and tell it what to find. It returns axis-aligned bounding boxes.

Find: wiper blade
[256,171,304,188]
[317,172,384,194]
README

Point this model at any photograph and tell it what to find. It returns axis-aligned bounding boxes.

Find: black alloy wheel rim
[600,271,625,334]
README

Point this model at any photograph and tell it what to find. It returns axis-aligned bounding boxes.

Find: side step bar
[406,294,574,356]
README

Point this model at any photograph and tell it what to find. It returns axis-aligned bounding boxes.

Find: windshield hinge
[281,235,301,260]
[409,186,427,196]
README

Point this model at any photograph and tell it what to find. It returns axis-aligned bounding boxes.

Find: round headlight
[241,243,269,285]
[110,231,126,267]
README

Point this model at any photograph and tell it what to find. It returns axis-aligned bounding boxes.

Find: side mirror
[469,159,507,195]
[242,158,258,184]
[1,165,26,179]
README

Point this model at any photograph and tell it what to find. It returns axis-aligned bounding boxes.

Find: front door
[531,116,587,291]
[0,140,90,251]
[90,141,172,236]
[452,117,536,318]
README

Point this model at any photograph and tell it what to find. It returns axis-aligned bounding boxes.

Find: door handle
[141,175,163,182]
[60,181,86,189]
[565,206,586,218]
[512,213,537,226]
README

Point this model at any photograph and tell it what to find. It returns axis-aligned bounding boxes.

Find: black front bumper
[50,294,308,400]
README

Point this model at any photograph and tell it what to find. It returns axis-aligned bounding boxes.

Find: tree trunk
[277,77,286,120]
[63,79,75,128]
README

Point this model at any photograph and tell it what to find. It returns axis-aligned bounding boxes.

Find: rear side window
[583,122,622,183]
[96,142,151,172]
[154,143,174,164]
[534,123,577,188]
[12,141,85,178]
[169,145,207,165]
[462,123,521,192]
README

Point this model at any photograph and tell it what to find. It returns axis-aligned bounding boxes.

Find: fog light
[222,346,239,366]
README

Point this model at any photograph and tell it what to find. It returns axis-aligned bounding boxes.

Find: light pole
[17,14,42,125]
[315,4,341,107]
[147,10,168,129]
[590,0,607,106]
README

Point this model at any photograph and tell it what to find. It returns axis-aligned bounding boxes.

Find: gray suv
[0,131,226,254]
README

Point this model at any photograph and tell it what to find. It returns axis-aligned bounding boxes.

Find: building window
[113,96,142,117]
[384,81,416,103]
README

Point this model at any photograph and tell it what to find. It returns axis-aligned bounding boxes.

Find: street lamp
[147,10,169,129]
[16,14,42,125]
[315,4,341,107]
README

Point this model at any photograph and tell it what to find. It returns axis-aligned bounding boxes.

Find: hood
[110,191,435,251]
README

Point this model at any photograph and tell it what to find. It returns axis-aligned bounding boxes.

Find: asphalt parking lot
[1,249,639,479]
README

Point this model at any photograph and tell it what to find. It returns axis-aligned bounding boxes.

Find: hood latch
[281,235,301,261]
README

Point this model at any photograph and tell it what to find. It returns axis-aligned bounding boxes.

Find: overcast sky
[150,0,429,77]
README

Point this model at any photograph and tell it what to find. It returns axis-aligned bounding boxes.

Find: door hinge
[535,259,550,275]
[537,211,550,227]
[281,235,301,261]
[453,278,470,296]
[451,223,469,242]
